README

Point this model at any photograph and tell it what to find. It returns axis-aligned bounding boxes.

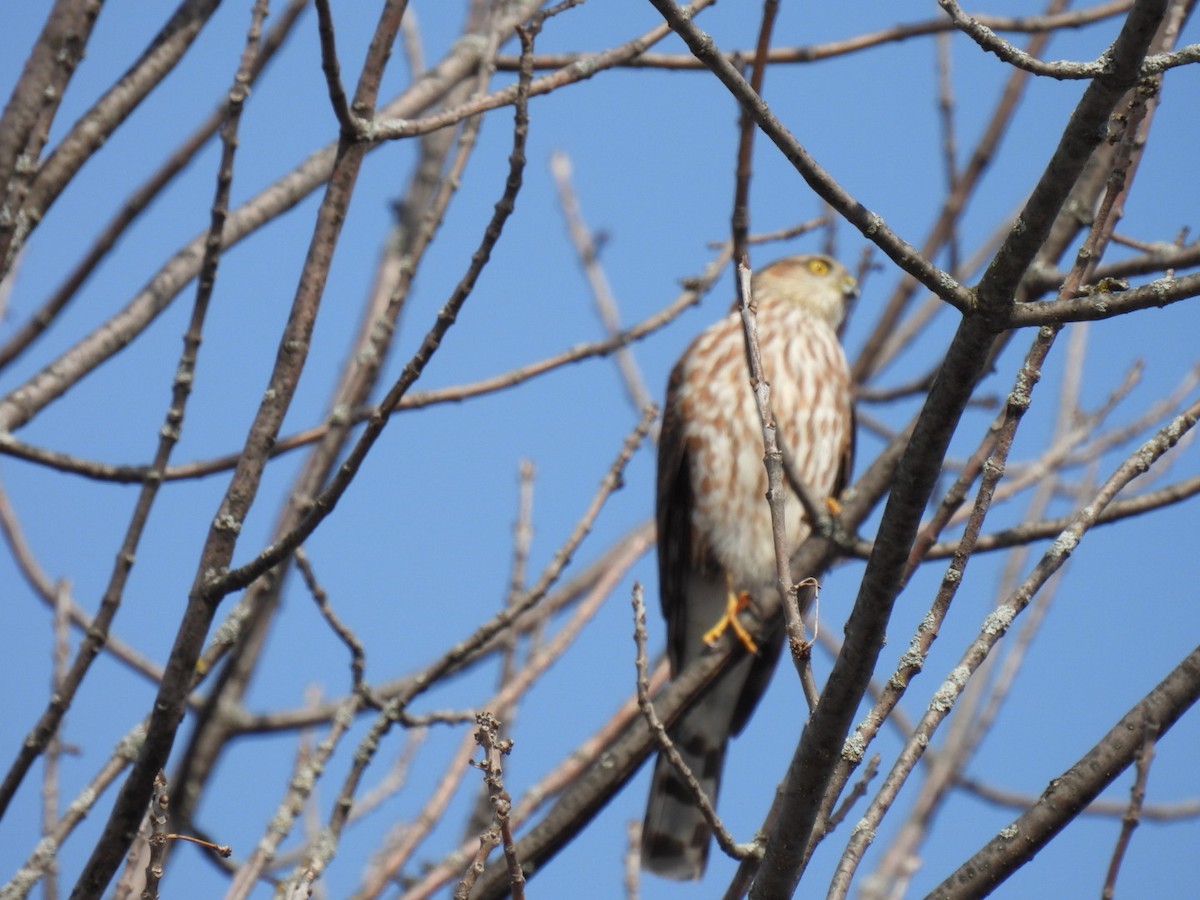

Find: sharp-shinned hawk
[642,253,857,880]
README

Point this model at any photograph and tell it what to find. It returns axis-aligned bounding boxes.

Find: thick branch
[927,643,1200,899]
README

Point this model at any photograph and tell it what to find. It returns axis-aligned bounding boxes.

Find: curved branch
[1010,270,1200,325]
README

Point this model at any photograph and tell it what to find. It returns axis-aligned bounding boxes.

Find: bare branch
[927,646,1200,899]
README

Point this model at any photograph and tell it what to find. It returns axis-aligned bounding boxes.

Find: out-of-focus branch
[551,151,654,416]
[0,0,271,830]
[170,0,529,846]
[359,517,647,898]
[492,3,1136,71]
[0,0,309,371]
[0,0,593,434]
[69,1,409,893]
[927,644,1200,899]
[958,772,1200,821]
[403,681,660,900]
[204,15,540,598]
[0,247,726,484]
[1100,725,1157,899]
[922,473,1200,557]
[225,695,363,900]
[0,481,167,684]
[222,523,653,738]
[325,404,655,897]
[369,0,721,142]
[265,39,640,881]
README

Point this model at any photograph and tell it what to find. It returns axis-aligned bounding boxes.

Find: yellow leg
[702,575,759,653]
[826,496,843,516]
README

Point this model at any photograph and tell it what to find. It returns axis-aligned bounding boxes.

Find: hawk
[641,254,857,880]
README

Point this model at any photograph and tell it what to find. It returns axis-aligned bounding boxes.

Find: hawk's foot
[702,585,758,654]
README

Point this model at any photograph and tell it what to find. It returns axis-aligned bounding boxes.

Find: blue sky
[1,2,1198,898]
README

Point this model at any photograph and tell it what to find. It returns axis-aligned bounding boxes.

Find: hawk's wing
[655,360,697,674]
[642,358,766,880]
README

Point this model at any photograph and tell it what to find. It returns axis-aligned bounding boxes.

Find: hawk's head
[751,253,858,330]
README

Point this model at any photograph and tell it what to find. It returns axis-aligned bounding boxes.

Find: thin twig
[295,547,371,700]
[631,584,751,862]
[313,0,361,134]
[1101,725,1158,900]
[492,3,1138,72]
[551,151,655,417]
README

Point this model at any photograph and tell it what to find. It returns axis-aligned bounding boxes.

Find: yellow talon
[703,581,759,653]
[826,496,843,516]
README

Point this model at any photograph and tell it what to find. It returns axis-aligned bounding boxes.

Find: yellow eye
[807,258,830,276]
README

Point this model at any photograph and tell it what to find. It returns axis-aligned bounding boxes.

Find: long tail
[641,708,728,880]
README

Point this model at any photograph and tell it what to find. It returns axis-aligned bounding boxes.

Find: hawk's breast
[674,302,851,590]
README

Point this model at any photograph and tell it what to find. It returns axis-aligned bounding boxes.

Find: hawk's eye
[807,258,830,276]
